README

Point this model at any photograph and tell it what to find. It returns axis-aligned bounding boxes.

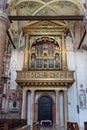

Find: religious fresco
[5,90,22,118]
[79,89,86,109]
[10,59,17,71]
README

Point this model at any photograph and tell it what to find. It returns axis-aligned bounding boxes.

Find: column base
[55,125,60,128]
[30,125,33,130]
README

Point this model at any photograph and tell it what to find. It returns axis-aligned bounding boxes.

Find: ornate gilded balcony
[16,70,74,89]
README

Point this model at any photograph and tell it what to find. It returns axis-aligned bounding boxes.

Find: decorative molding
[16,70,74,88]
[23,20,68,36]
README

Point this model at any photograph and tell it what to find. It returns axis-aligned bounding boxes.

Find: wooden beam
[9,15,84,21]
[7,31,16,49]
[78,29,86,49]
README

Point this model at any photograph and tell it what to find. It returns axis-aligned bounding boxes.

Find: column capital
[23,89,27,93]
[55,90,60,93]
[64,89,67,92]
[31,90,35,93]
[0,11,10,28]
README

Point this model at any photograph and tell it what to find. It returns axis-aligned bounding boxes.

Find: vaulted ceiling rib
[7,0,84,16]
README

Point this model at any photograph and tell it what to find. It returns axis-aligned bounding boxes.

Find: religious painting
[79,89,86,109]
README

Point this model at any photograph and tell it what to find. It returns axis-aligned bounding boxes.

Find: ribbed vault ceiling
[7,0,84,16]
[7,0,87,50]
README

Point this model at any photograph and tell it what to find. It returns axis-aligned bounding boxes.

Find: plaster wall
[10,50,18,89]
[66,35,87,129]
[10,49,24,89]
[75,51,87,129]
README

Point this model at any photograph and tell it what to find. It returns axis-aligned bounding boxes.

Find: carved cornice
[23,20,68,36]
[17,81,73,88]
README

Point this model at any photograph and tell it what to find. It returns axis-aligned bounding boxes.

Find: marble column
[64,90,68,128]
[30,90,35,128]
[21,89,27,119]
[0,12,9,81]
[55,90,60,127]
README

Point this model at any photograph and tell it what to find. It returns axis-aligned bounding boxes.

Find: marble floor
[39,126,67,130]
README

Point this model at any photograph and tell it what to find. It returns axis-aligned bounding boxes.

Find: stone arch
[31,36,60,49]
[36,92,55,104]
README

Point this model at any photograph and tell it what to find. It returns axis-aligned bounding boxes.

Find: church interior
[0,0,87,130]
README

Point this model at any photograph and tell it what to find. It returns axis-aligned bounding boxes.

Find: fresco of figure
[79,89,86,109]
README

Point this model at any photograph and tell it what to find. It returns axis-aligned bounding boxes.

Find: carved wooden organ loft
[16,20,74,89]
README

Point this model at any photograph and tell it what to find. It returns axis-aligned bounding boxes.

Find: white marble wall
[75,51,87,129]
[10,50,18,89]
[10,49,24,89]
[66,35,87,129]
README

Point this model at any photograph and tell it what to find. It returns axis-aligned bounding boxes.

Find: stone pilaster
[0,13,10,114]
[0,11,10,81]
[21,89,27,119]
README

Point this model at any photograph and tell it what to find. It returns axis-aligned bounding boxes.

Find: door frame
[34,93,56,125]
